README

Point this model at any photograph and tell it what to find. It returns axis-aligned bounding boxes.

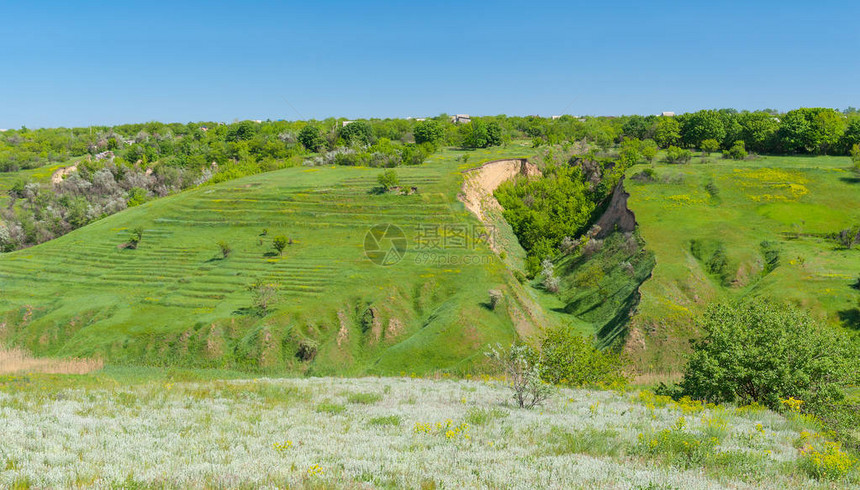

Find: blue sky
[1,0,858,128]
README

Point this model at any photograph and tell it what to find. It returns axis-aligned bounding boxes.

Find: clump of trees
[671,301,858,414]
[1,156,208,251]
[494,154,630,274]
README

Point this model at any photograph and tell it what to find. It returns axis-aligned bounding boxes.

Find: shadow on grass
[839,176,860,184]
[262,251,279,258]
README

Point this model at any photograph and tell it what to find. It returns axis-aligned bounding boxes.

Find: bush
[540,259,559,293]
[539,325,627,387]
[377,169,399,190]
[126,226,144,249]
[488,289,503,310]
[485,343,552,409]
[298,125,325,152]
[665,146,692,164]
[677,301,857,411]
[725,140,748,160]
[272,236,289,255]
[700,138,720,156]
[217,240,232,258]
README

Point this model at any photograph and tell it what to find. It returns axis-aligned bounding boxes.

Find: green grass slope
[625,154,860,369]
[0,146,543,374]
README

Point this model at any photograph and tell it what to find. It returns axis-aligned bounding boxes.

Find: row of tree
[3,107,858,175]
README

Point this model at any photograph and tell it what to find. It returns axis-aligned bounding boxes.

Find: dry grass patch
[0,346,103,375]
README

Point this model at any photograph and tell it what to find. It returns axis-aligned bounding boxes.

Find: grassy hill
[0,146,550,375]
[623,154,860,370]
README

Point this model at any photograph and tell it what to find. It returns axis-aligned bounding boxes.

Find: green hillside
[624,154,860,369]
[0,146,549,375]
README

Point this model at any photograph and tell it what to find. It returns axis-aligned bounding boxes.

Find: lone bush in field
[217,240,232,258]
[125,227,144,249]
[665,146,692,164]
[725,140,748,160]
[486,343,552,409]
[272,236,288,255]
[678,301,857,412]
[248,280,278,314]
[377,169,399,190]
[641,139,658,164]
[488,289,503,310]
[539,325,627,387]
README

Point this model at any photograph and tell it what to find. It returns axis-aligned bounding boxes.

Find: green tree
[618,138,642,166]
[272,235,288,255]
[778,108,845,154]
[682,110,726,148]
[738,111,779,153]
[217,240,232,258]
[654,117,681,148]
[413,120,444,145]
[640,139,658,164]
[700,138,720,156]
[339,121,373,146]
[298,125,326,152]
[377,169,399,190]
[678,301,857,411]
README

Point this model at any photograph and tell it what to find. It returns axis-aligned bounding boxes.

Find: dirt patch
[51,164,77,185]
[0,346,103,375]
[459,159,540,252]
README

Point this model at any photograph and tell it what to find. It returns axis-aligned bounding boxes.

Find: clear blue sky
[1,0,858,128]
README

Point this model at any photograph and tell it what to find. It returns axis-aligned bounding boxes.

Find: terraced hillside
[0,146,547,374]
[624,154,860,369]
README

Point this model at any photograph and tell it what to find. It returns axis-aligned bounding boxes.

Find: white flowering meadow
[0,375,854,489]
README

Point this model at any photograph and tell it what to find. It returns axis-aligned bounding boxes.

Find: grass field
[0,145,549,375]
[625,153,860,369]
[1,372,854,489]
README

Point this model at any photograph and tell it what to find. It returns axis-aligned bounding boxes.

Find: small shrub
[665,146,692,164]
[539,325,627,387]
[272,235,288,255]
[485,343,552,409]
[724,140,748,160]
[377,169,399,190]
[248,280,278,314]
[217,240,232,258]
[125,227,144,249]
[488,289,503,310]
